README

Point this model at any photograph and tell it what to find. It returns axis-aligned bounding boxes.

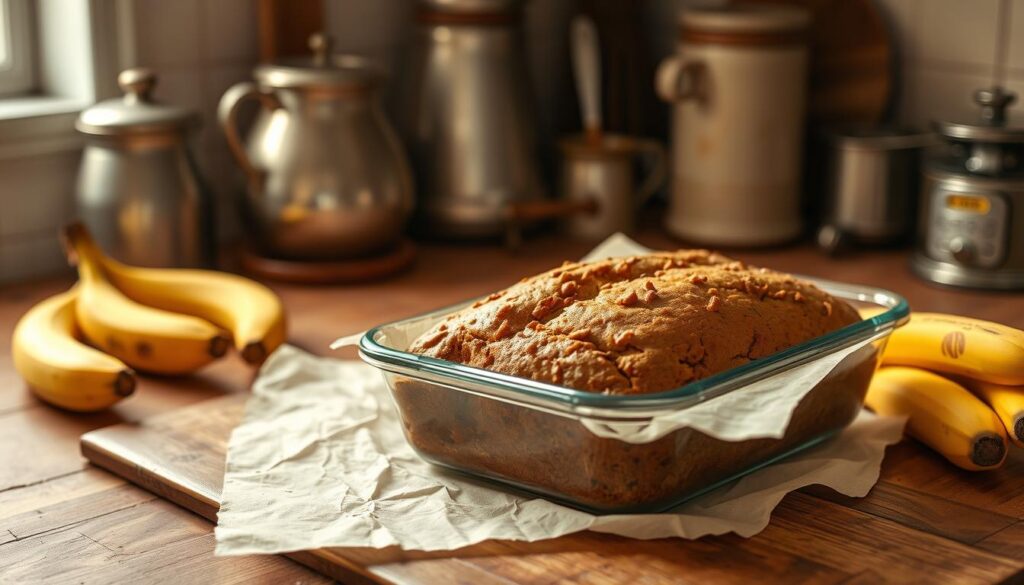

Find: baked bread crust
[409,250,860,394]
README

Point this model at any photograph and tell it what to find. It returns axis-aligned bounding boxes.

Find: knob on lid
[934,86,1024,144]
[76,68,199,136]
[254,32,382,90]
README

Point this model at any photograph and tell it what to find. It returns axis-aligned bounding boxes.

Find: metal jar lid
[681,4,810,38]
[253,33,382,91]
[76,68,199,136]
[934,87,1024,144]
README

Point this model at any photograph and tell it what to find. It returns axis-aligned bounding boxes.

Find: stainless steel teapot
[219,34,413,260]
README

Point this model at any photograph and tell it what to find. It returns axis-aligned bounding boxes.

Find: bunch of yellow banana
[12,289,136,412]
[11,223,287,412]
[862,309,1024,471]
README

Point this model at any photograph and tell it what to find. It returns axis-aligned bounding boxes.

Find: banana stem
[62,223,116,283]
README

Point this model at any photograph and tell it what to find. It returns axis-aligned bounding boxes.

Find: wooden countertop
[1,231,1022,584]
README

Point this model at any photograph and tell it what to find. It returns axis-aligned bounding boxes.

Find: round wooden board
[747,0,893,126]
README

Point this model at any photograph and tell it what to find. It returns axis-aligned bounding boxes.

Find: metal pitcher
[219,34,414,260]
[76,68,213,268]
[398,0,545,238]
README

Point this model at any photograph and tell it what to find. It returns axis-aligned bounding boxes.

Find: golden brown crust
[408,250,860,395]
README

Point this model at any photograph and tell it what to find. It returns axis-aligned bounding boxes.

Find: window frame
[0,0,133,160]
[0,0,35,97]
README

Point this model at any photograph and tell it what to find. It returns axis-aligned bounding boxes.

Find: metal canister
[398,0,545,238]
[818,128,933,254]
[75,68,212,268]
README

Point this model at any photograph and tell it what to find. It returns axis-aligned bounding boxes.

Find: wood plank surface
[78,390,1024,585]
[2,230,1023,584]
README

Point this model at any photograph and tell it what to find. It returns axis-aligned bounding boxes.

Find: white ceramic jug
[657,5,810,246]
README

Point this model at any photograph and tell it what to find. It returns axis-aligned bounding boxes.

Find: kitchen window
[0,0,35,97]
[0,0,129,159]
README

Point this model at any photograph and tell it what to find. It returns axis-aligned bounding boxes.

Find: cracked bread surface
[408,250,860,394]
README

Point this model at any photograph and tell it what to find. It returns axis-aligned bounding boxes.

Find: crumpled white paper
[215,345,905,555]
[332,233,883,444]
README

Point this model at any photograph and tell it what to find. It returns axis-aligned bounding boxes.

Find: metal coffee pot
[219,34,413,260]
[76,68,213,268]
[398,0,545,238]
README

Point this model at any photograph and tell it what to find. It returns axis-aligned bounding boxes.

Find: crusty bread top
[408,250,860,395]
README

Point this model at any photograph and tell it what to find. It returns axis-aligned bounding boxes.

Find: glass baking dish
[359,277,909,513]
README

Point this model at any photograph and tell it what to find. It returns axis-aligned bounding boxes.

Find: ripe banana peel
[862,309,1024,385]
[955,376,1024,449]
[64,225,230,375]
[63,223,286,364]
[12,289,136,412]
[865,366,1007,471]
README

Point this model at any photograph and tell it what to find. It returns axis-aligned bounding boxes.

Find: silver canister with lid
[912,87,1024,289]
[76,68,213,268]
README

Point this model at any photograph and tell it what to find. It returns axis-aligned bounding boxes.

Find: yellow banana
[955,376,1024,448]
[12,289,136,412]
[865,366,1007,470]
[64,226,230,375]
[64,223,286,364]
[869,310,1024,385]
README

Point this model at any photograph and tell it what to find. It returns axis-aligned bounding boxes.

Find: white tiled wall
[0,0,259,285]
[878,0,1024,127]
[128,0,260,244]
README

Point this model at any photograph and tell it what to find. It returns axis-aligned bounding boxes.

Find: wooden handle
[504,199,598,222]
[503,199,599,250]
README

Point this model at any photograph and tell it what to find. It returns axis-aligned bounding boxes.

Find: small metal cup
[502,134,666,247]
[560,134,666,239]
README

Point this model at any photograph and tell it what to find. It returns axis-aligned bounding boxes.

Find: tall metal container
[399,0,545,238]
[76,68,213,267]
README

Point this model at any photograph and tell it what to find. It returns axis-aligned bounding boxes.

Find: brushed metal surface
[77,137,212,268]
[398,3,545,238]
[220,58,414,260]
[76,66,214,269]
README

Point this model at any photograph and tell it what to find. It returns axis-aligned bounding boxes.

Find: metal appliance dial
[947,237,975,265]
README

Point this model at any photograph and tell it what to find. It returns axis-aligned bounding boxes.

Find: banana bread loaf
[408,250,860,393]
[395,250,870,511]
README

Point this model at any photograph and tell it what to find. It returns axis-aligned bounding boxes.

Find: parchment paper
[215,345,904,555]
